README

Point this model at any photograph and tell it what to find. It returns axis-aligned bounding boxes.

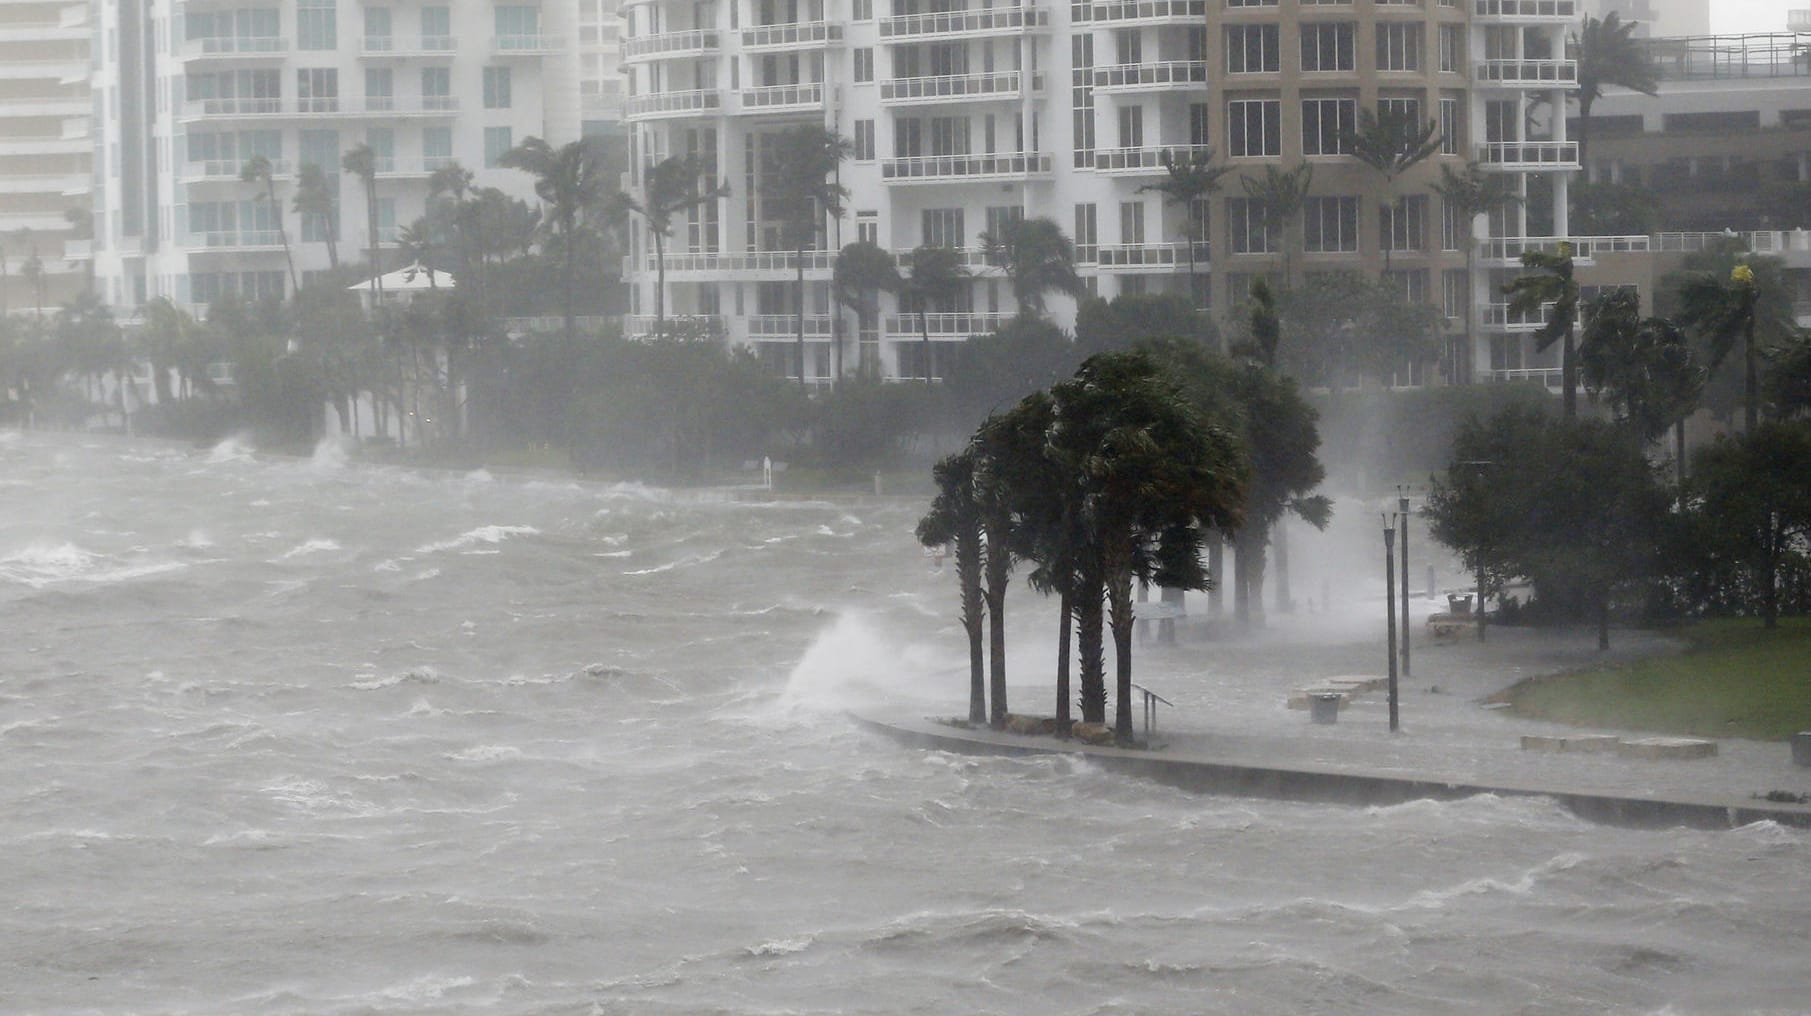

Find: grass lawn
[1504,618,1811,740]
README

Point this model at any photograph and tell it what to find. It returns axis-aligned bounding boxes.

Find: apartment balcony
[892,246,997,270]
[184,159,292,182]
[1090,0,1204,23]
[358,35,459,58]
[1477,140,1578,171]
[180,35,288,61]
[624,89,722,121]
[1093,143,1215,175]
[1481,301,1554,331]
[880,152,1054,184]
[1,96,87,117]
[62,239,92,262]
[624,314,726,338]
[622,29,721,62]
[878,5,1047,41]
[1474,58,1578,87]
[880,71,1034,106]
[741,21,843,51]
[1091,61,1207,93]
[747,314,834,338]
[0,173,89,196]
[882,311,1013,337]
[181,229,287,253]
[492,34,555,56]
[734,82,825,115]
[1472,0,1575,21]
[640,250,836,277]
[177,97,460,122]
[1095,241,1210,271]
[1477,236,1596,266]
[376,156,460,177]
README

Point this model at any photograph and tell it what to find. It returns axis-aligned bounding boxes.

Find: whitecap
[275,538,341,561]
[205,435,256,463]
[745,935,814,957]
[414,524,539,555]
[447,745,524,762]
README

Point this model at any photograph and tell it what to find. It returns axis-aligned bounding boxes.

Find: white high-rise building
[0,0,92,317]
[620,0,1575,386]
[85,1,583,317]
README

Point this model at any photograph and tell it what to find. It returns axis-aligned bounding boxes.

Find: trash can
[1310,693,1341,725]
[1793,732,1811,768]
[1446,594,1473,616]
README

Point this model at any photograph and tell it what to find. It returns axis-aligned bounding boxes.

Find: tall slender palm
[500,136,611,345]
[292,162,340,269]
[1580,289,1705,478]
[759,126,851,390]
[1239,163,1313,286]
[341,144,383,305]
[1139,149,1231,315]
[1572,12,1658,170]
[1343,108,1443,274]
[832,241,899,379]
[917,449,987,725]
[21,249,45,316]
[1432,162,1521,382]
[63,207,94,293]
[615,154,729,338]
[1503,242,1581,417]
[978,217,1084,320]
[1674,263,1776,433]
[898,245,970,385]
[240,155,299,295]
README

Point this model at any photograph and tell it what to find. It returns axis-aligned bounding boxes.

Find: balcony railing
[1477,141,1578,169]
[183,35,287,58]
[493,34,553,54]
[1473,0,1575,18]
[181,97,457,119]
[1477,236,1596,263]
[892,246,996,269]
[1091,0,1205,22]
[186,159,290,180]
[359,34,459,56]
[879,5,1046,38]
[1095,241,1211,269]
[642,250,836,273]
[881,71,1029,104]
[880,152,1054,182]
[623,29,721,60]
[623,89,721,119]
[182,229,285,250]
[624,314,725,336]
[1094,144,1215,173]
[1474,58,1578,85]
[883,312,1014,336]
[1481,301,1554,329]
[741,21,843,48]
[748,314,834,337]
[1092,61,1208,90]
[1491,367,1563,387]
[738,82,825,111]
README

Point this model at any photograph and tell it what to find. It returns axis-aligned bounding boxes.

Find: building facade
[0,0,92,317]
[619,0,1577,386]
[84,0,584,317]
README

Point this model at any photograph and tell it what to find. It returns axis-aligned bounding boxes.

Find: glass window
[1227,98,1280,157]
[1301,96,1355,156]
[495,6,541,47]
[364,6,391,46]
[1300,23,1354,72]
[423,126,452,168]
[1225,198,1273,254]
[1073,202,1097,260]
[1440,96,1461,156]
[421,66,450,99]
[1117,105,1143,148]
[853,119,875,161]
[1226,24,1279,73]
[420,6,450,46]
[854,48,873,83]
[297,0,336,50]
[1376,22,1422,72]
[483,67,512,108]
[921,208,964,248]
[485,126,514,168]
[1303,196,1358,252]
[365,67,393,111]
[297,68,339,112]
[1439,24,1464,73]
[1381,195,1428,251]
[1119,200,1145,245]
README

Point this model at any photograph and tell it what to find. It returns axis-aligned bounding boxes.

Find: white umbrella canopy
[346,263,455,294]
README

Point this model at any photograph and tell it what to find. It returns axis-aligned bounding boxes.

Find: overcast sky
[1709,0,1793,32]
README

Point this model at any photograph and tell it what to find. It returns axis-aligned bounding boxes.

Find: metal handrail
[1129,682,1173,741]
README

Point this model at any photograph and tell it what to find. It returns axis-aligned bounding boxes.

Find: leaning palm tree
[341,144,383,306]
[1580,288,1705,478]
[1239,163,1313,286]
[500,136,611,346]
[240,154,299,295]
[898,245,970,386]
[832,241,899,379]
[917,448,987,725]
[1432,161,1520,383]
[291,162,340,269]
[615,154,729,338]
[1572,12,1658,170]
[1503,241,1582,417]
[759,125,851,390]
[1343,108,1443,273]
[1674,263,1776,433]
[978,217,1085,320]
[1139,149,1232,317]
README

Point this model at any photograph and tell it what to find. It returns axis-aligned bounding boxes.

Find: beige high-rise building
[619,0,1576,386]
[0,0,92,317]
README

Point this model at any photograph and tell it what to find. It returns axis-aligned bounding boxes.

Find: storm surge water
[1,434,1806,1015]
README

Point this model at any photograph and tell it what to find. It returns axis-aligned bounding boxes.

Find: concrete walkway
[853,619,1811,830]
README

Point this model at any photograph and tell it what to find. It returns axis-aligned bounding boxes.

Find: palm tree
[978,217,1084,320]
[139,296,199,404]
[500,136,611,345]
[240,155,299,296]
[1432,162,1520,382]
[1675,263,1770,433]
[1572,12,1658,170]
[898,245,970,385]
[1238,163,1313,286]
[759,125,851,390]
[341,144,383,306]
[18,230,45,315]
[1503,242,1582,417]
[918,448,987,725]
[64,207,94,293]
[1139,149,1231,316]
[615,154,729,338]
[1343,107,1443,273]
[1580,289,1705,479]
[832,241,899,380]
[292,162,340,269]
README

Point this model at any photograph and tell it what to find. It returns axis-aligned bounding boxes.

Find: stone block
[1287,690,1350,710]
[1070,721,1114,745]
[1004,714,1056,736]
[1564,735,1624,754]
[1794,732,1811,768]
[1617,737,1718,760]
[1521,735,1570,753]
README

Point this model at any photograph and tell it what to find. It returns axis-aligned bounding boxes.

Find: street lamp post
[1384,514,1399,733]
[1399,486,1412,681]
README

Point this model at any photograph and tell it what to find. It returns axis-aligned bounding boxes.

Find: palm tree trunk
[1674,416,1687,486]
[1596,590,1610,651]
[1108,564,1135,745]
[1562,325,1578,419]
[1273,521,1291,614]
[1743,313,1758,433]
[1076,574,1106,724]
[565,221,578,348]
[1207,533,1223,616]
[1461,246,1476,384]
[1763,522,1780,629]
[1055,587,1073,736]
[795,249,807,392]
[270,184,299,296]
[653,229,667,337]
[986,579,1008,729]
[919,310,932,386]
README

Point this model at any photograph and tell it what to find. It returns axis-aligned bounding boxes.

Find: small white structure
[347,264,456,311]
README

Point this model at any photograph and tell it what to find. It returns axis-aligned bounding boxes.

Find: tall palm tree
[1139,149,1231,316]
[759,125,851,390]
[832,241,899,380]
[898,245,970,385]
[240,155,299,295]
[1239,163,1313,286]
[978,217,1084,320]
[1580,289,1705,478]
[63,207,94,293]
[1343,108,1443,273]
[1675,263,1772,433]
[499,136,610,345]
[615,154,729,338]
[341,144,383,306]
[917,448,987,725]
[1572,12,1658,170]
[16,230,45,315]
[1432,162,1520,382]
[292,162,340,269]
[1503,242,1582,417]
